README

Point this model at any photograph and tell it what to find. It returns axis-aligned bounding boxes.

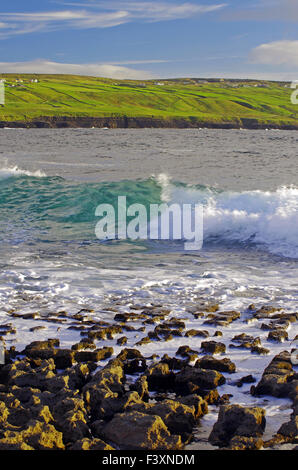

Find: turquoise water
[0,128,297,316]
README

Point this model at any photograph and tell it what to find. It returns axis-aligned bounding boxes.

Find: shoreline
[0,300,297,451]
[1,116,298,130]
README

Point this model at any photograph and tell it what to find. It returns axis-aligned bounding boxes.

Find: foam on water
[156,175,298,258]
[0,165,46,180]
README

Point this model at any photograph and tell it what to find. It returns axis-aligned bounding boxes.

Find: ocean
[0,127,297,448]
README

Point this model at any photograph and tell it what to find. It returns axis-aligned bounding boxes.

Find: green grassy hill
[0,74,297,128]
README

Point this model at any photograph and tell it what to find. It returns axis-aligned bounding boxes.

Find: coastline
[0,298,297,451]
[1,115,298,130]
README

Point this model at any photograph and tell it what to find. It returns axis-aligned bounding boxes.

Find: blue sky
[0,0,297,80]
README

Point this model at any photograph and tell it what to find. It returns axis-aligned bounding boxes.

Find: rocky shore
[1,116,298,130]
[0,302,297,450]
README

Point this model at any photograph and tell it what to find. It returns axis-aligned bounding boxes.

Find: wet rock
[267,329,289,343]
[251,345,270,355]
[24,339,60,352]
[253,306,281,319]
[235,375,256,388]
[209,404,266,447]
[201,341,226,355]
[117,348,143,361]
[128,399,199,437]
[203,310,240,327]
[135,336,152,346]
[146,363,175,391]
[185,329,209,338]
[114,312,147,322]
[161,354,188,370]
[227,436,263,450]
[54,349,75,369]
[117,336,128,346]
[130,375,149,401]
[74,347,113,363]
[277,415,298,440]
[82,359,125,419]
[70,438,114,450]
[195,356,236,373]
[29,326,47,333]
[1,419,65,450]
[230,333,261,350]
[102,411,182,450]
[251,352,295,397]
[52,397,89,443]
[176,345,199,361]
[99,391,143,420]
[176,394,208,419]
[200,389,220,405]
[71,341,96,351]
[0,440,34,450]
[214,331,223,337]
[175,366,225,395]
[123,357,147,374]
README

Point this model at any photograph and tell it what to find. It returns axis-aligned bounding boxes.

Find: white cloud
[223,0,298,22]
[250,40,298,66]
[0,2,227,38]
[0,59,154,79]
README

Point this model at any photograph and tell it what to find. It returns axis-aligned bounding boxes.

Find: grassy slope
[0,74,297,126]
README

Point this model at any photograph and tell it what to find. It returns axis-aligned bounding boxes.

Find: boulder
[195,356,236,373]
[146,362,175,391]
[209,404,266,447]
[201,341,226,355]
[175,366,225,395]
[251,352,294,397]
[70,438,114,450]
[127,399,200,436]
[1,419,65,450]
[102,411,182,450]
[227,436,263,450]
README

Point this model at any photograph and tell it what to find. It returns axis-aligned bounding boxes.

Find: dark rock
[128,399,199,437]
[227,436,263,450]
[0,419,65,450]
[209,404,266,447]
[176,394,208,419]
[201,341,226,355]
[267,329,289,343]
[235,375,256,388]
[117,349,143,361]
[74,347,113,363]
[277,415,298,439]
[146,362,175,391]
[102,411,182,450]
[71,341,96,351]
[176,345,199,359]
[175,366,225,395]
[252,352,295,397]
[70,438,114,450]
[130,375,149,401]
[195,355,236,373]
[116,336,128,346]
[185,329,209,338]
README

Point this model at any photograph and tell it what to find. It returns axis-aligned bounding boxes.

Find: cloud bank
[0,2,227,38]
[0,59,155,79]
[250,40,298,67]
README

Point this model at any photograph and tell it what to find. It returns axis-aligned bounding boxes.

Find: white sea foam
[155,175,298,258]
[0,165,46,180]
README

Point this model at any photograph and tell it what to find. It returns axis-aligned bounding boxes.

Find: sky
[0,0,297,80]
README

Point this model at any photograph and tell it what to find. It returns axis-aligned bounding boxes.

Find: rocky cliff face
[1,115,298,129]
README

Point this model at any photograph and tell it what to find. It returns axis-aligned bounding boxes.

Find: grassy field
[0,73,297,127]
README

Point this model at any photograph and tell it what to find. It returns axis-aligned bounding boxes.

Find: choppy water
[0,128,297,316]
[0,128,297,447]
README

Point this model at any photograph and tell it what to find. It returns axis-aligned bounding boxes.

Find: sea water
[0,128,297,447]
